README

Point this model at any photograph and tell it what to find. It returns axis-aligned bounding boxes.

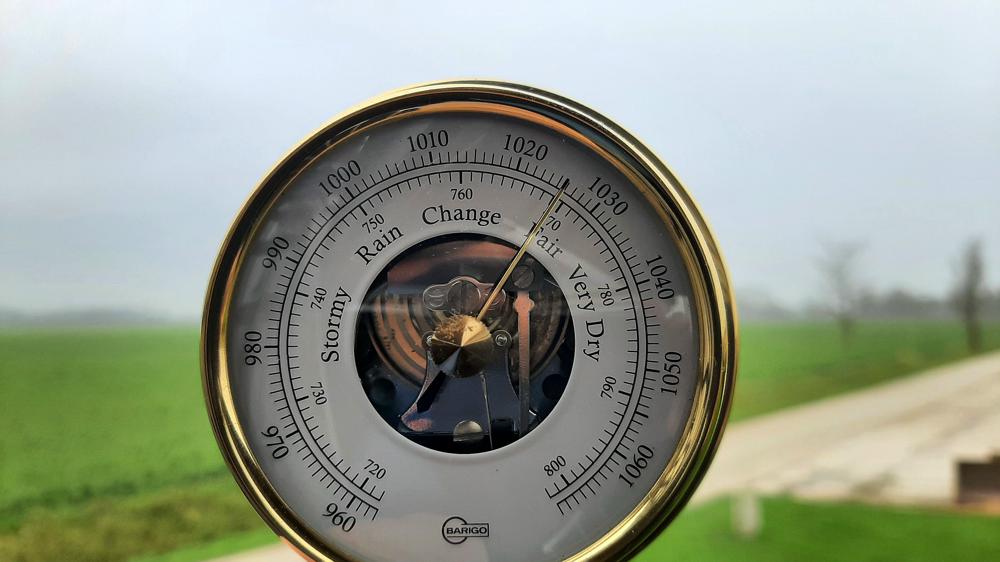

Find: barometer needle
[476,179,569,322]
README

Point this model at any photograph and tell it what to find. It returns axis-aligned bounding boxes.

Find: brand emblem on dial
[441,516,490,544]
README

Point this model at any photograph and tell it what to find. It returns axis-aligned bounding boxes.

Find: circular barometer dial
[203,81,737,562]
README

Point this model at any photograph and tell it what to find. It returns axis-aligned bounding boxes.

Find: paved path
[692,350,1000,505]
[211,351,1000,561]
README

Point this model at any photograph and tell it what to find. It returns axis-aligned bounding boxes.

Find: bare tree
[952,239,985,352]
[817,241,864,344]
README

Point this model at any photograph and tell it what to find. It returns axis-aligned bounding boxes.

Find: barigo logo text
[441,516,490,545]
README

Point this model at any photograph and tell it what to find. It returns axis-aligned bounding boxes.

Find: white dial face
[224,106,699,562]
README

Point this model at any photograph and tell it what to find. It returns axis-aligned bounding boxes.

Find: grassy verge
[131,530,277,562]
[0,477,263,562]
[730,321,1000,420]
[1,322,997,560]
[638,496,1000,561]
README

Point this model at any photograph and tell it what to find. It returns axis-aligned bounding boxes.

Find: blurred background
[2,1,999,560]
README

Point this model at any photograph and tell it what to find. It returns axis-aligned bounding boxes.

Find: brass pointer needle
[476,179,569,322]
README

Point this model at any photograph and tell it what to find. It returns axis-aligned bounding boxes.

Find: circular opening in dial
[355,233,574,454]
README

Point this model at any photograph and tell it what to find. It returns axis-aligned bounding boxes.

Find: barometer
[202,81,736,562]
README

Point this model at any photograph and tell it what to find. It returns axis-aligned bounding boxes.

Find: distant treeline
[740,288,1000,323]
[0,308,193,328]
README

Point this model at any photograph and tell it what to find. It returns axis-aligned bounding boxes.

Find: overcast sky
[2,1,998,318]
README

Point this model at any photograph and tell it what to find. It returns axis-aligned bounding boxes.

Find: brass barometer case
[202,80,737,562]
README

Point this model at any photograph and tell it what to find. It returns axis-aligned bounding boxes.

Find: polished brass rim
[201,80,738,562]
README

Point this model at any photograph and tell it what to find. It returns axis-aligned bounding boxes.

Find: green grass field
[1,322,998,560]
[0,329,222,525]
[637,496,1000,561]
[732,321,1000,420]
